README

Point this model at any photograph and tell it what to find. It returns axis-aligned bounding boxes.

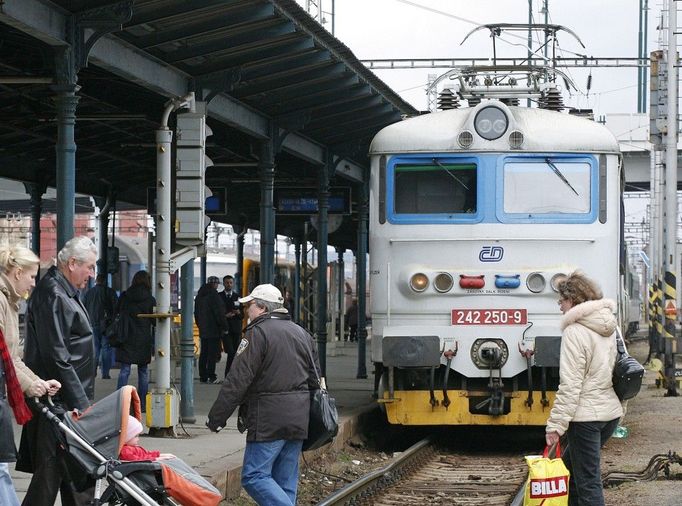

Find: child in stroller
[35,385,221,506]
[120,416,174,462]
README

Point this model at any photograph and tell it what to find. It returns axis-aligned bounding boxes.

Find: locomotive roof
[369,103,620,155]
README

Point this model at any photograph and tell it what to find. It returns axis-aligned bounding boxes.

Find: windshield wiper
[544,157,579,196]
[432,158,470,191]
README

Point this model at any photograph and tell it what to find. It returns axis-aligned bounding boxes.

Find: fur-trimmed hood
[560,298,617,336]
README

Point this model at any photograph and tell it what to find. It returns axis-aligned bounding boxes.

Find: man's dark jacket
[17,266,95,474]
[24,266,95,409]
[219,289,243,335]
[207,309,319,441]
[83,282,118,330]
[194,283,228,339]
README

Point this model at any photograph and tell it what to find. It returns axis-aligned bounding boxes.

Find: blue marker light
[495,274,521,289]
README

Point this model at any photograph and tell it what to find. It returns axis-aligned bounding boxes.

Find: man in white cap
[207,283,319,506]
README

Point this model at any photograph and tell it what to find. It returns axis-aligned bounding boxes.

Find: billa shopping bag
[523,442,570,506]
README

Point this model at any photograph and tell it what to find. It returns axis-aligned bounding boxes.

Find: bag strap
[543,441,561,458]
[614,327,626,355]
[303,337,322,387]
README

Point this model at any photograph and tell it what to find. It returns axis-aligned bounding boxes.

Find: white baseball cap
[238,283,284,304]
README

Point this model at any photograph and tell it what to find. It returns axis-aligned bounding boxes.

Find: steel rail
[316,437,433,506]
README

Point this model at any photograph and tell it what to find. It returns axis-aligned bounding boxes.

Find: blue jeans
[117,363,149,412]
[241,440,303,506]
[563,418,620,506]
[93,325,113,378]
[0,463,20,506]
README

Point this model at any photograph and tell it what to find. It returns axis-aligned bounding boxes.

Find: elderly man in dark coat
[17,236,97,506]
[207,283,319,506]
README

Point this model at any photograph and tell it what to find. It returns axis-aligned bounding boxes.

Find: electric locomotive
[368,100,624,426]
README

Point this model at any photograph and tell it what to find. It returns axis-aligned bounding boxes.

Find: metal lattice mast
[662,0,679,396]
[427,74,438,111]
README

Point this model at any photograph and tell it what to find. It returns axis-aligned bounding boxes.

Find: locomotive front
[368,100,623,426]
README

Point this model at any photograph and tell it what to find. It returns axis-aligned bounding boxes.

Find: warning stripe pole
[662,271,678,395]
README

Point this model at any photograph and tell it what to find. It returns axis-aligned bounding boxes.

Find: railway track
[319,437,528,505]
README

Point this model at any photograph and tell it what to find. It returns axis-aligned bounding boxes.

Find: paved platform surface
[10,341,374,504]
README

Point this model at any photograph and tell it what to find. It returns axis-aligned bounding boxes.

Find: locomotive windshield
[503,160,591,214]
[394,163,477,214]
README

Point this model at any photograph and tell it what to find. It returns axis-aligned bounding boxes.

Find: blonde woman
[0,244,60,505]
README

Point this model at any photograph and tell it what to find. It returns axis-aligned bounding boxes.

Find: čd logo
[479,245,503,262]
[529,475,568,498]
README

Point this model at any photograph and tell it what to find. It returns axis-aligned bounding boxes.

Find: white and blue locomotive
[368,101,624,426]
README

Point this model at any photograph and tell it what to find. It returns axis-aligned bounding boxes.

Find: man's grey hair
[57,236,97,267]
[254,299,283,313]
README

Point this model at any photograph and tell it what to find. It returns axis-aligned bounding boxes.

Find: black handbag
[612,330,644,401]
[104,293,128,347]
[302,343,339,452]
[104,314,124,347]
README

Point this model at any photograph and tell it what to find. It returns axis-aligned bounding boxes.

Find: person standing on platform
[115,270,155,413]
[0,244,61,506]
[207,283,319,506]
[219,274,242,376]
[195,276,228,384]
[545,271,623,506]
[17,236,97,506]
[83,273,118,379]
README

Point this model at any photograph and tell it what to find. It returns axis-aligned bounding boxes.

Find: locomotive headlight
[434,273,454,293]
[550,273,567,292]
[410,273,429,292]
[526,272,546,293]
[474,106,508,141]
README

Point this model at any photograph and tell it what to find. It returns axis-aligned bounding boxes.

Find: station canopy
[0,0,417,249]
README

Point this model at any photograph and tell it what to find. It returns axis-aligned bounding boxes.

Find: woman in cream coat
[545,271,623,506]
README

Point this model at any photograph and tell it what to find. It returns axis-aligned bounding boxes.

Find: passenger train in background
[368,99,631,426]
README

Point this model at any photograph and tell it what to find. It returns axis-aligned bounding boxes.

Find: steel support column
[259,136,276,284]
[200,256,207,286]
[25,182,46,262]
[97,202,111,277]
[316,160,330,377]
[356,171,369,379]
[337,246,345,340]
[52,83,79,250]
[236,228,245,293]
[294,237,302,324]
[180,260,195,423]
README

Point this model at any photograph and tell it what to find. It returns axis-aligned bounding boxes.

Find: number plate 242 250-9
[451,309,527,325]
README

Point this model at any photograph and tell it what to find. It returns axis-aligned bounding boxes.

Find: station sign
[274,187,351,215]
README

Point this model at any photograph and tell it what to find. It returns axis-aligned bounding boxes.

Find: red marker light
[459,275,485,289]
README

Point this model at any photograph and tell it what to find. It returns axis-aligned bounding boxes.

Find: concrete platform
[10,341,375,504]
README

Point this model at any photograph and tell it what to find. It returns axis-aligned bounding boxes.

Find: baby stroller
[34,385,221,506]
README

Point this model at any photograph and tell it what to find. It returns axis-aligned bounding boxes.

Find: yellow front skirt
[381,390,556,426]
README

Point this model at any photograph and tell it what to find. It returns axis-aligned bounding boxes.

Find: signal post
[147,93,212,433]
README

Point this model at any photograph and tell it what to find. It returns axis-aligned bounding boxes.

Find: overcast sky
[306,0,666,116]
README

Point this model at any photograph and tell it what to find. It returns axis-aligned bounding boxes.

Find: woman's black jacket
[115,284,156,365]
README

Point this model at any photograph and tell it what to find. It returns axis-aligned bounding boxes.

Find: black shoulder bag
[612,329,645,401]
[302,342,339,452]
